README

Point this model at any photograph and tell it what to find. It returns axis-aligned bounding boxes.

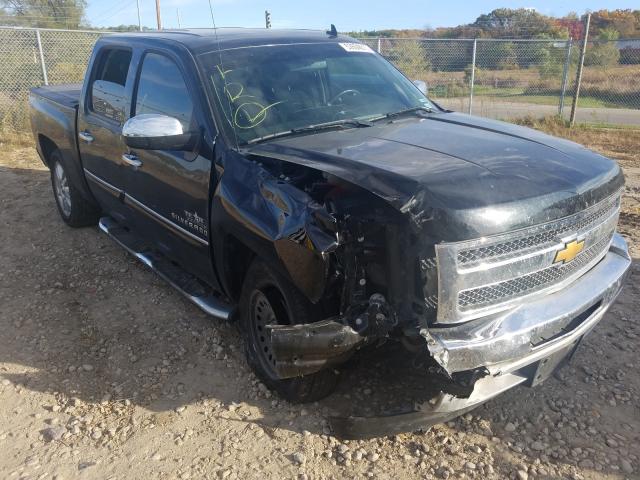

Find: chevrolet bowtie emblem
[554,239,585,264]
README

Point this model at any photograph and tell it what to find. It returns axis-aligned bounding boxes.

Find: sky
[86,0,640,31]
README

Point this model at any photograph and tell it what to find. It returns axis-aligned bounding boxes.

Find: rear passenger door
[123,51,216,284]
[78,47,133,224]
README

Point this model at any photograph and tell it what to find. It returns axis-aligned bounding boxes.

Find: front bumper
[331,233,630,438]
[425,232,631,375]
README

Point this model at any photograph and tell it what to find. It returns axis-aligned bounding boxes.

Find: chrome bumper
[425,233,630,375]
[330,233,630,439]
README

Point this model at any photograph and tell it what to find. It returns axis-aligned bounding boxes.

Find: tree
[384,39,431,80]
[471,8,566,39]
[555,15,584,39]
[590,9,640,38]
[0,0,86,29]
[476,41,518,69]
[584,29,621,67]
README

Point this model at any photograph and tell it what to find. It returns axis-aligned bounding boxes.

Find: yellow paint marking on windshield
[233,101,284,129]
[216,65,233,79]
[212,66,285,130]
[224,82,244,102]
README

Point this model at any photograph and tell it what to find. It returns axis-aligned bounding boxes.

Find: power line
[97,3,137,25]
[91,0,134,19]
[91,0,136,25]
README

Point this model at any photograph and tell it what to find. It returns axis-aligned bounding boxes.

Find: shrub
[584,42,621,67]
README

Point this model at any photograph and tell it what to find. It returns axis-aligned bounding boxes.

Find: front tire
[50,150,99,227]
[239,259,339,403]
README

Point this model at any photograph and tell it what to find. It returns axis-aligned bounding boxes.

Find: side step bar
[98,217,233,320]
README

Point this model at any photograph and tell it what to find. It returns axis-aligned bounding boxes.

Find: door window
[134,53,194,131]
[90,48,132,122]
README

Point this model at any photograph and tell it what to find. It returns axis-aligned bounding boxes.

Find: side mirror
[122,114,196,151]
[413,80,428,96]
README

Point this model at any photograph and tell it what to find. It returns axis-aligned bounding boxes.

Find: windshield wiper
[371,106,433,122]
[247,118,373,145]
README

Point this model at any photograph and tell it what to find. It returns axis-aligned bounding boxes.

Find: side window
[134,53,194,130]
[90,48,132,123]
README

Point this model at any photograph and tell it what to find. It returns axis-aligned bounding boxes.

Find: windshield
[198,42,436,145]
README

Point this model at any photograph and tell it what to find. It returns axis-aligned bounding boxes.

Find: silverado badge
[554,239,585,264]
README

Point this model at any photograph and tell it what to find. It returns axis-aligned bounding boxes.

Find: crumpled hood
[248,112,623,240]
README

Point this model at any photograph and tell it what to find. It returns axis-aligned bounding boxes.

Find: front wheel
[50,150,99,227]
[239,259,339,403]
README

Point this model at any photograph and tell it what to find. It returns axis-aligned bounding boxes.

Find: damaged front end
[215,143,630,438]
[215,147,431,380]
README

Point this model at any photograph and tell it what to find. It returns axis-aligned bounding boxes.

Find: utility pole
[265,10,271,28]
[155,0,162,30]
[136,0,142,31]
[570,13,591,126]
[176,8,181,28]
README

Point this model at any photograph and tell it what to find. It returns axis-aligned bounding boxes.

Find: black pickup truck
[29,28,630,437]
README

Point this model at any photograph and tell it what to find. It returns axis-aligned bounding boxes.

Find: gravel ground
[0,137,638,480]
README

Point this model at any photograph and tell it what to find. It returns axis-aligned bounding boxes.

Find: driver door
[122,51,216,284]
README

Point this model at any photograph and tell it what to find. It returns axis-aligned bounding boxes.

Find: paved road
[437,98,640,126]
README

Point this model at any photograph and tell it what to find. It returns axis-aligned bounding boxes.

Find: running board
[98,216,233,320]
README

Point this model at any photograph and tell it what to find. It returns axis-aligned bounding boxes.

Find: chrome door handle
[78,131,94,143]
[121,153,142,168]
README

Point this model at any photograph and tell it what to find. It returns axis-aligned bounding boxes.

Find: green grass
[512,115,640,132]
[471,86,627,109]
[496,95,621,109]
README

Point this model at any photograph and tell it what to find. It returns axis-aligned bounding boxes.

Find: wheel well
[38,135,58,166]
[223,235,255,301]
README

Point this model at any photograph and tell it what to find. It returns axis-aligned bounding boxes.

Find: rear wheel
[50,150,99,227]
[239,259,339,403]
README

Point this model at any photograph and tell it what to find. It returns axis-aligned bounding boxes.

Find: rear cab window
[90,48,132,123]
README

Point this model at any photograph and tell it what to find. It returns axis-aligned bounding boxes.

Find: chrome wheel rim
[250,289,281,378]
[53,161,71,217]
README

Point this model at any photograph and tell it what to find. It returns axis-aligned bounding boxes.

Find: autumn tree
[0,0,86,29]
[590,9,640,38]
[471,8,567,39]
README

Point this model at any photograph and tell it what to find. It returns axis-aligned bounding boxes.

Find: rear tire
[239,259,339,403]
[50,149,99,227]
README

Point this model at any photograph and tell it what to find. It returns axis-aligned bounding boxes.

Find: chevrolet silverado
[29,28,631,437]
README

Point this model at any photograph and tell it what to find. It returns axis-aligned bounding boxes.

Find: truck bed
[29,83,85,197]
[31,83,82,109]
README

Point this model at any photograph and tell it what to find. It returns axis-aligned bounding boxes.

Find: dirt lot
[0,123,639,480]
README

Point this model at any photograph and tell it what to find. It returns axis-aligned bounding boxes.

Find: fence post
[558,38,573,117]
[376,37,381,54]
[570,13,591,126]
[35,29,48,86]
[468,38,477,115]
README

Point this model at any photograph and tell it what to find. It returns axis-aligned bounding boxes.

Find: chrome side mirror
[122,114,196,151]
[413,80,428,96]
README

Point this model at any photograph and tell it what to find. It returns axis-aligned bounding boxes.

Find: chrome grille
[458,232,613,310]
[457,193,620,265]
[435,190,622,323]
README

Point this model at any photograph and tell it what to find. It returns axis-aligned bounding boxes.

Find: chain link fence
[359,38,574,114]
[360,36,640,126]
[0,27,108,134]
[1,26,639,135]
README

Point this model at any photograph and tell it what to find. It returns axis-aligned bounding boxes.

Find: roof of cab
[105,28,357,54]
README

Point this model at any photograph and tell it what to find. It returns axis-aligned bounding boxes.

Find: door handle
[78,131,94,143]
[121,153,143,168]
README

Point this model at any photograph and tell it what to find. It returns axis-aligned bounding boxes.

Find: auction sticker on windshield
[339,43,374,53]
